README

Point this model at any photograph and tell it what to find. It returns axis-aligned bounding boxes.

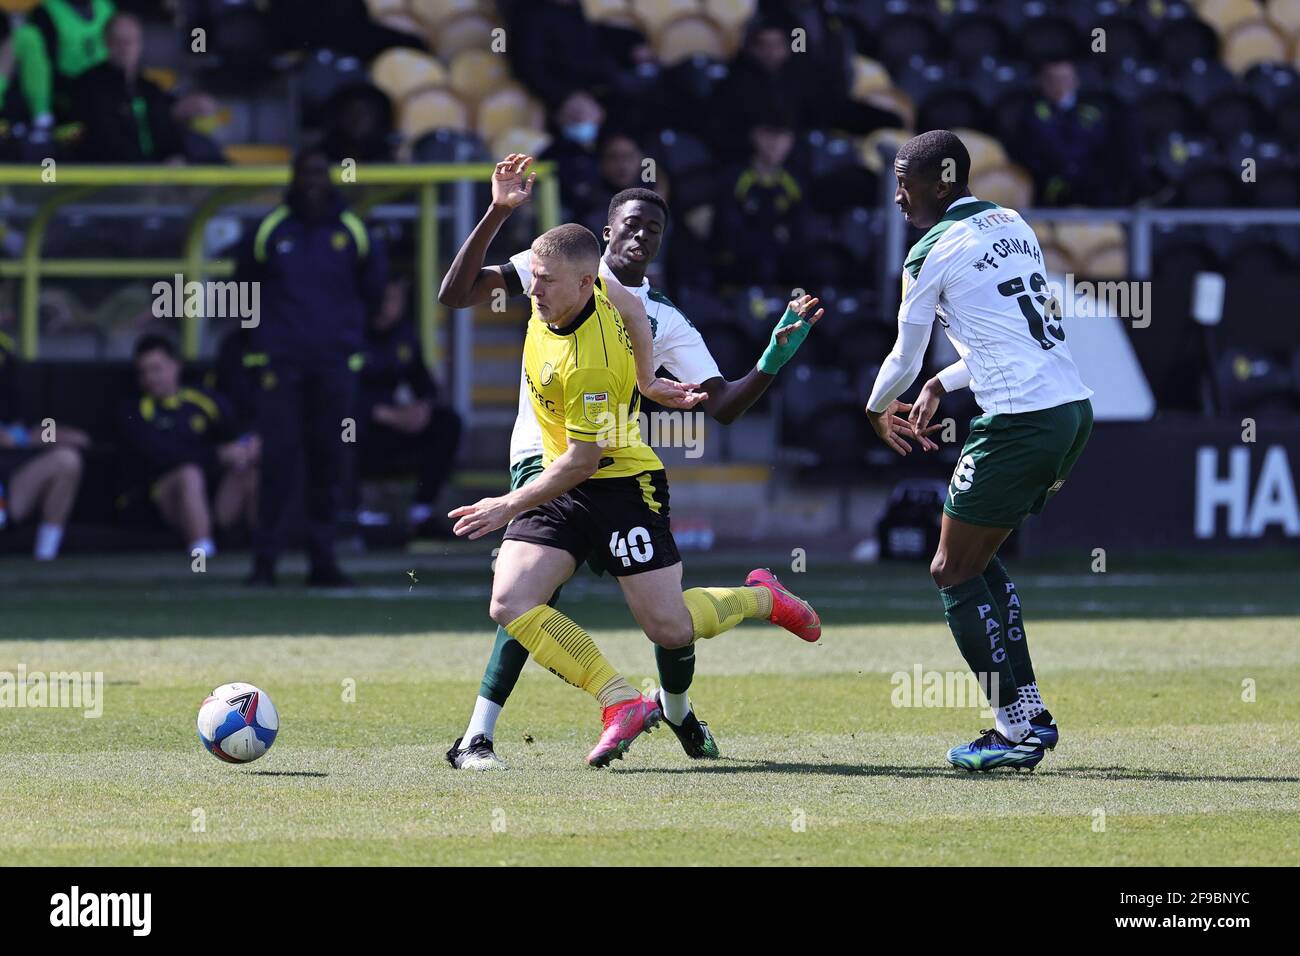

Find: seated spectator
[541,90,606,220]
[1012,59,1134,206]
[319,82,395,164]
[0,329,85,561]
[11,0,115,131]
[712,116,810,288]
[353,278,461,537]
[573,131,667,234]
[116,335,257,558]
[69,12,188,163]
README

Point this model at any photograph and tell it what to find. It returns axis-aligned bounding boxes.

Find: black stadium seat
[1158,17,1219,68]
[1203,90,1271,145]
[1177,163,1241,207]
[873,14,946,72]
[411,129,488,162]
[947,14,1010,67]
[917,88,988,136]
[1177,58,1237,108]
[295,49,366,128]
[1010,14,1082,62]
[1093,15,1156,66]
[1137,89,1200,147]
[1243,63,1300,110]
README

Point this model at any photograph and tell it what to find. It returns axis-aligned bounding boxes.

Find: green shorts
[944,398,1093,529]
[508,455,611,577]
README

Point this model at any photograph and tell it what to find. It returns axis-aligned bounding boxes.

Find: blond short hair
[531,223,600,270]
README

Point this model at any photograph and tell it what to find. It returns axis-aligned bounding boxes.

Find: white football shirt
[900,196,1092,415]
[506,251,722,465]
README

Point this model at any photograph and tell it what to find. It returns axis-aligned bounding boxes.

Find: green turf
[1,552,1298,865]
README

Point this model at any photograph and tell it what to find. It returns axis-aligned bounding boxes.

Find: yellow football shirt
[521,282,663,479]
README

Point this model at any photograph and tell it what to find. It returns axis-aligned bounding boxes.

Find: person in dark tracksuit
[353,278,463,536]
[239,146,387,587]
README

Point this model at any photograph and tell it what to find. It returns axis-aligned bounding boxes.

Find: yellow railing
[0,163,560,365]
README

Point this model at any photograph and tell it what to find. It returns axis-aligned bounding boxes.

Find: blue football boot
[1024,709,1059,750]
[947,728,1045,772]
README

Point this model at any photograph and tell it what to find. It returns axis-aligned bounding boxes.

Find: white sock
[661,689,691,724]
[1018,682,1045,720]
[34,523,64,561]
[190,537,216,558]
[463,696,502,744]
[994,699,1031,742]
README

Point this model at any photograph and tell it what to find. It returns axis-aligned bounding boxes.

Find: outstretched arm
[602,277,706,411]
[438,153,536,309]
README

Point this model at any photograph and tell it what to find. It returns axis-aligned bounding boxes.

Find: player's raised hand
[866,400,940,456]
[644,377,708,410]
[491,153,536,210]
[449,496,517,540]
[775,294,824,346]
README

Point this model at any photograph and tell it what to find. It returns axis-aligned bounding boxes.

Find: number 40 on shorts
[609,527,655,567]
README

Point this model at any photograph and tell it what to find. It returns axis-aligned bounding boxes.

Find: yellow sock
[683,586,772,641]
[504,605,639,707]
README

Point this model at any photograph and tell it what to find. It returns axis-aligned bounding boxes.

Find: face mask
[564,121,599,146]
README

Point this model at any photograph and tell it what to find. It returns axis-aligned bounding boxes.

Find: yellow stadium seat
[400,87,470,140]
[409,0,486,29]
[859,127,912,173]
[491,127,554,160]
[970,164,1033,210]
[850,55,891,101]
[476,84,542,143]
[365,0,407,16]
[654,15,727,65]
[371,48,447,102]
[378,13,430,41]
[581,0,633,25]
[952,128,1007,179]
[1268,0,1300,36]
[1197,0,1264,36]
[703,0,757,34]
[448,48,513,103]
[1083,243,1130,278]
[434,13,500,61]
[224,144,293,165]
[1222,19,1288,74]
[1038,242,1075,277]
[635,0,701,35]
[1054,221,1126,264]
[863,88,914,130]
[1027,218,1057,250]
[0,0,41,12]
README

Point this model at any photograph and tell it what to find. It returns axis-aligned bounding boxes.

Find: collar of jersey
[546,292,597,335]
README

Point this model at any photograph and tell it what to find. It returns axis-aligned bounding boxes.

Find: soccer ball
[197,682,279,763]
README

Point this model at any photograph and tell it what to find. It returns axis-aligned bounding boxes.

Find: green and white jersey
[506,251,721,466]
[901,196,1092,415]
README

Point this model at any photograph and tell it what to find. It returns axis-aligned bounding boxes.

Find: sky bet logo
[49,886,151,936]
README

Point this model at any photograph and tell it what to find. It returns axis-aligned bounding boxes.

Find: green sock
[655,643,696,695]
[939,575,1019,712]
[477,587,564,705]
[983,556,1035,687]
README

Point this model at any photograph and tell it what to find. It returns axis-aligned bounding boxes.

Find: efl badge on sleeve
[583,391,609,425]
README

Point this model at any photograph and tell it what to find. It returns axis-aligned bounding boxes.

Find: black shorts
[503,469,680,577]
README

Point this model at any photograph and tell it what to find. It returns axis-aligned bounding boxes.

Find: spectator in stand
[712,114,810,288]
[503,0,646,110]
[69,12,186,163]
[268,0,425,59]
[319,82,395,164]
[11,0,115,133]
[711,14,899,162]
[1012,59,1134,206]
[353,277,462,537]
[540,90,607,220]
[0,328,85,561]
[116,334,258,559]
[573,131,667,234]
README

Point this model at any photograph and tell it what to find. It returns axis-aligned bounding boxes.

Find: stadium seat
[1269,0,1300,38]
[1138,89,1201,146]
[224,144,293,164]
[1026,218,1056,249]
[371,48,447,103]
[399,87,470,140]
[294,48,366,125]
[409,0,487,29]
[969,164,1033,210]
[433,13,499,61]
[947,13,1010,66]
[1198,0,1267,37]
[475,84,543,144]
[633,0,701,36]
[0,0,41,12]
[448,48,513,104]
[1213,348,1295,414]
[1092,15,1156,64]
[490,127,553,161]
[917,88,987,135]
[653,15,727,66]
[1159,16,1220,67]
[1178,57,1238,107]
[859,127,912,174]
[863,89,915,130]
[875,14,946,71]
[1204,89,1271,143]
[411,128,488,161]
[703,0,756,36]
[1222,20,1288,75]
[1243,61,1300,108]
[1012,13,1081,62]
[1055,222,1127,266]
[1177,163,1241,206]
[951,128,1007,180]
[1082,243,1130,278]
[1279,91,1300,145]
[652,127,715,176]
[850,56,892,101]
[1038,241,1076,277]
[365,0,407,15]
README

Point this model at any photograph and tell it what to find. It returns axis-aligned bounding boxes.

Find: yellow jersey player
[448,223,823,767]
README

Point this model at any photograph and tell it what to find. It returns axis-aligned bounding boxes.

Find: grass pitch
[1,550,1297,866]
